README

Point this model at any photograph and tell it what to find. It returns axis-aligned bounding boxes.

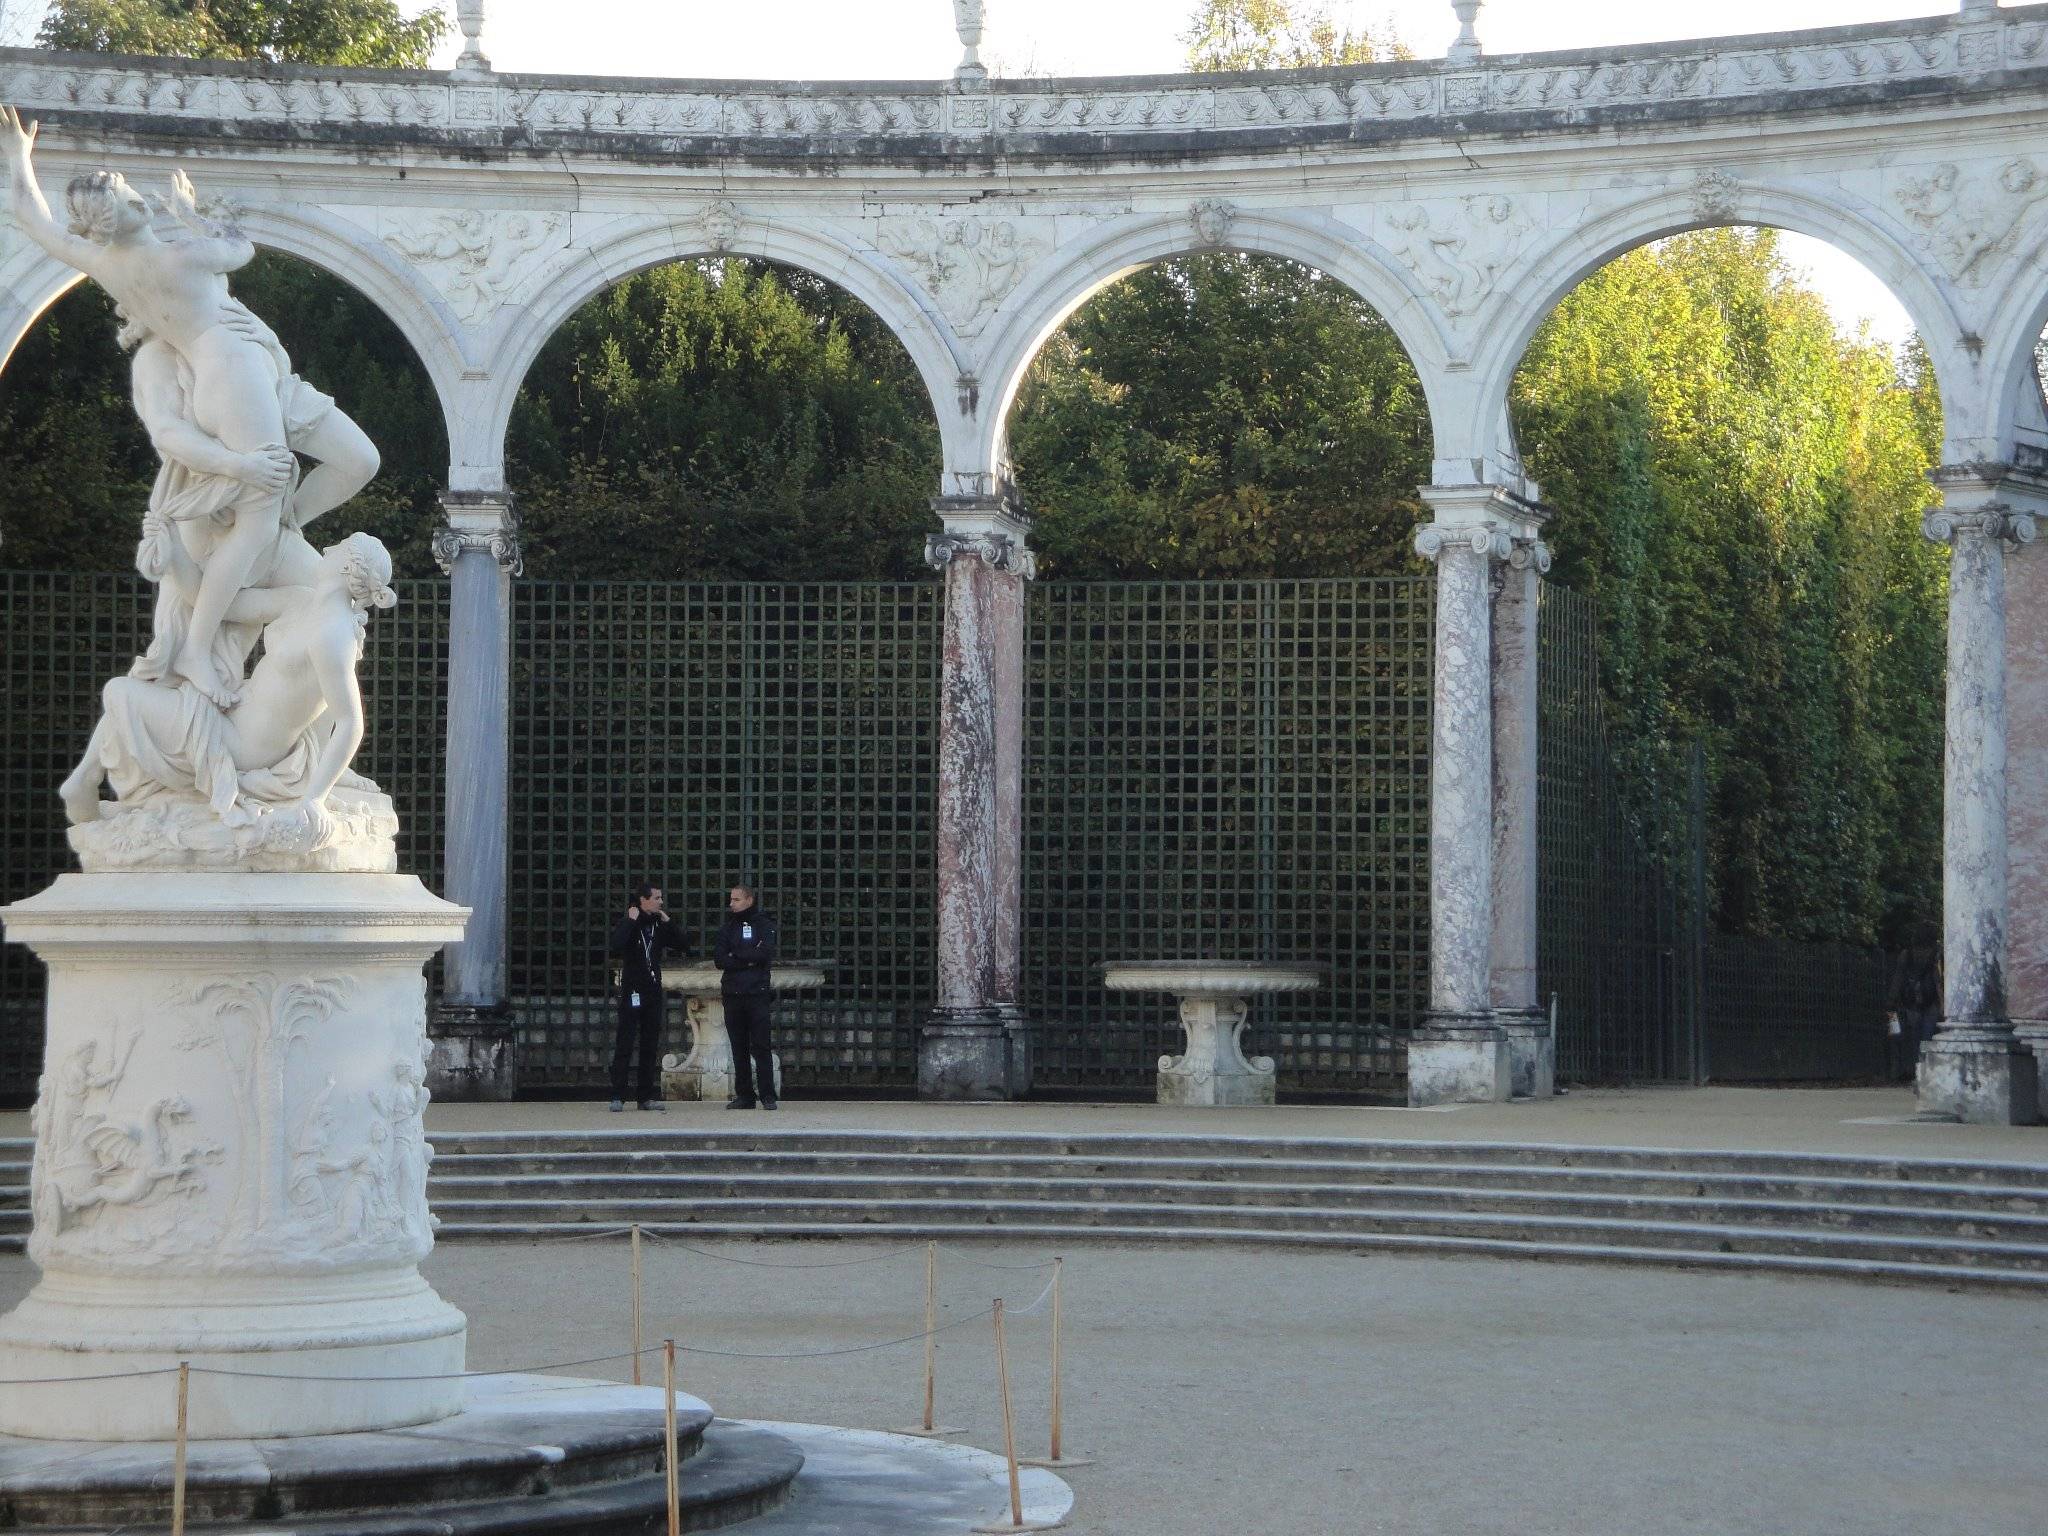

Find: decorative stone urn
[1099,960,1323,1107]
[658,962,828,1102]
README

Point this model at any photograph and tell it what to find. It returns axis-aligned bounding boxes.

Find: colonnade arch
[5,3,2047,1117]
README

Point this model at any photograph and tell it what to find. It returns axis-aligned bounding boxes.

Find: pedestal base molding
[1916,1029,2041,1125]
[918,1008,1029,1101]
[0,872,470,1440]
[1408,1015,1511,1106]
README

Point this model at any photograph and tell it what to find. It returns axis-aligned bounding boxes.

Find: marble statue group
[2,105,398,867]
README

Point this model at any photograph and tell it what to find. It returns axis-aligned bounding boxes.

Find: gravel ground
[11,1237,2025,1536]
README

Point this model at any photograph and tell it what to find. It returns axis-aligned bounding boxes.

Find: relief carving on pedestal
[874,217,1046,334]
[1896,159,2048,286]
[30,1030,220,1243]
[382,209,570,324]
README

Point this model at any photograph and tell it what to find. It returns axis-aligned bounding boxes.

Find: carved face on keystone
[703,202,740,252]
[1191,201,1233,246]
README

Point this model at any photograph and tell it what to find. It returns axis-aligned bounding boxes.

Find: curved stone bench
[1099,960,1323,1107]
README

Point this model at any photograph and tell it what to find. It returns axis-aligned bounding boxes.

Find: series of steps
[7,1129,2048,1289]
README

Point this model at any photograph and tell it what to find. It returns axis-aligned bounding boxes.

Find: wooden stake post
[968,1298,1062,1535]
[663,1339,681,1536]
[1020,1257,1094,1470]
[171,1361,190,1536]
[890,1239,963,1437]
[631,1224,645,1386]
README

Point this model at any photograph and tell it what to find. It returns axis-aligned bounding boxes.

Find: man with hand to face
[609,882,683,1112]
[714,883,780,1110]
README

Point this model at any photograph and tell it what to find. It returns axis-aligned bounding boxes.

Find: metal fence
[1025,580,1435,1094]
[0,570,1891,1101]
[1702,935,1890,1082]
[508,582,939,1090]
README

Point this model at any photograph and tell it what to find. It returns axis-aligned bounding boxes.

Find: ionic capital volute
[434,492,523,576]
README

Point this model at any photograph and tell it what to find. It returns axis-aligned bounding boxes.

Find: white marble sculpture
[0,110,470,1440]
[3,107,398,871]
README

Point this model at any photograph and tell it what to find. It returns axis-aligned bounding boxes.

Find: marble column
[1917,467,2040,1124]
[920,488,1034,1100]
[2000,474,2048,1109]
[427,493,521,1102]
[1491,532,1553,1098]
[1409,486,1522,1106]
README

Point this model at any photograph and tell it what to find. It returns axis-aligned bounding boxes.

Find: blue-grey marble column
[1918,469,2040,1124]
[428,492,521,1101]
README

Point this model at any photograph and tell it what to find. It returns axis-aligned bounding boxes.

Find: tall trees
[1511,229,1944,942]
[37,0,447,67]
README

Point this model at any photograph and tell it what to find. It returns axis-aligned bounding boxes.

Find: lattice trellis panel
[1023,580,1435,1095]
[0,574,447,1100]
[508,582,939,1090]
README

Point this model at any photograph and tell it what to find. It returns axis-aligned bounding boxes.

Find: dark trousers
[611,987,666,1103]
[725,992,776,1103]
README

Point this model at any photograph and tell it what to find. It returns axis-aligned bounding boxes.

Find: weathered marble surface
[1101,960,1322,1107]
[2007,534,2048,1107]
[0,873,470,1440]
[1918,477,2041,1125]
[656,962,825,1103]
[1491,541,1553,1098]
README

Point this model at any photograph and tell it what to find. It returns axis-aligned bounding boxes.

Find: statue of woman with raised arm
[1,105,374,709]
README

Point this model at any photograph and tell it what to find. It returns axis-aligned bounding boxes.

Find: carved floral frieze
[0,15,2033,145]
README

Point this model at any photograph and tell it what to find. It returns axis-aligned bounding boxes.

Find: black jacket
[611,911,684,995]
[714,904,778,996]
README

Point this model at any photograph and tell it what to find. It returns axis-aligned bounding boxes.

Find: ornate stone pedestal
[427,1002,518,1102]
[657,963,826,1102]
[1099,961,1321,1108]
[0,872,469,1441]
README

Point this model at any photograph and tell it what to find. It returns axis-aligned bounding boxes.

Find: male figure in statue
[60,526,398,841]
[1,106,368,709]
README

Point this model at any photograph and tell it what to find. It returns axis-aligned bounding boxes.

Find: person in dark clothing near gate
[610,882,684,1112]
[1886,921,1943,1083]
[714,883,780,1110]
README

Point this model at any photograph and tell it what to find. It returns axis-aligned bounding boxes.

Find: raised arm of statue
[1,107,105,278]
[162,168,256,275]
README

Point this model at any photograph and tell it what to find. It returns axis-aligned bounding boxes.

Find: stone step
[421,1171,2048,1241]
[422,1152,2048,1215]
[421,1130,2048,1189]
[4,1418,801,1535]
[421,1194,2048,1272]
[431,1219,2048,1292]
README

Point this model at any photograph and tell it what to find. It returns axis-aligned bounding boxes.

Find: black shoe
[726,1096,757,1110]
[760,1099,778,1112]
[639,1100,666,1112]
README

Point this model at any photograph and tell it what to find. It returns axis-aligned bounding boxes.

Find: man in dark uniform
[609,882,684,1112]
[714,883,780,1110]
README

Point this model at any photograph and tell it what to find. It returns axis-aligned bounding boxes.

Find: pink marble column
[921,493,1033,1100]
[2006,521,2048,1106]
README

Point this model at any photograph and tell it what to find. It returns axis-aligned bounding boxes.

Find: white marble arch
[970,207,1454,483]
[465,216,966,496]
[1467,179,1979,470]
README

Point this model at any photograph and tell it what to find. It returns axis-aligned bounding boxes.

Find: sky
[3,0,1979,345]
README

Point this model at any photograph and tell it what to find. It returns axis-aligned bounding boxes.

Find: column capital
[433,491,522,575]
[926,529,1037,580]
[1415,480,1550,567]
[1926,460,2048,547]
[929,476,1034,578]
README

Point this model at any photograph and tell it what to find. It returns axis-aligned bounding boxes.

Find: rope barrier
[638,1231,926,1269]
[0,1275,1058,1387]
